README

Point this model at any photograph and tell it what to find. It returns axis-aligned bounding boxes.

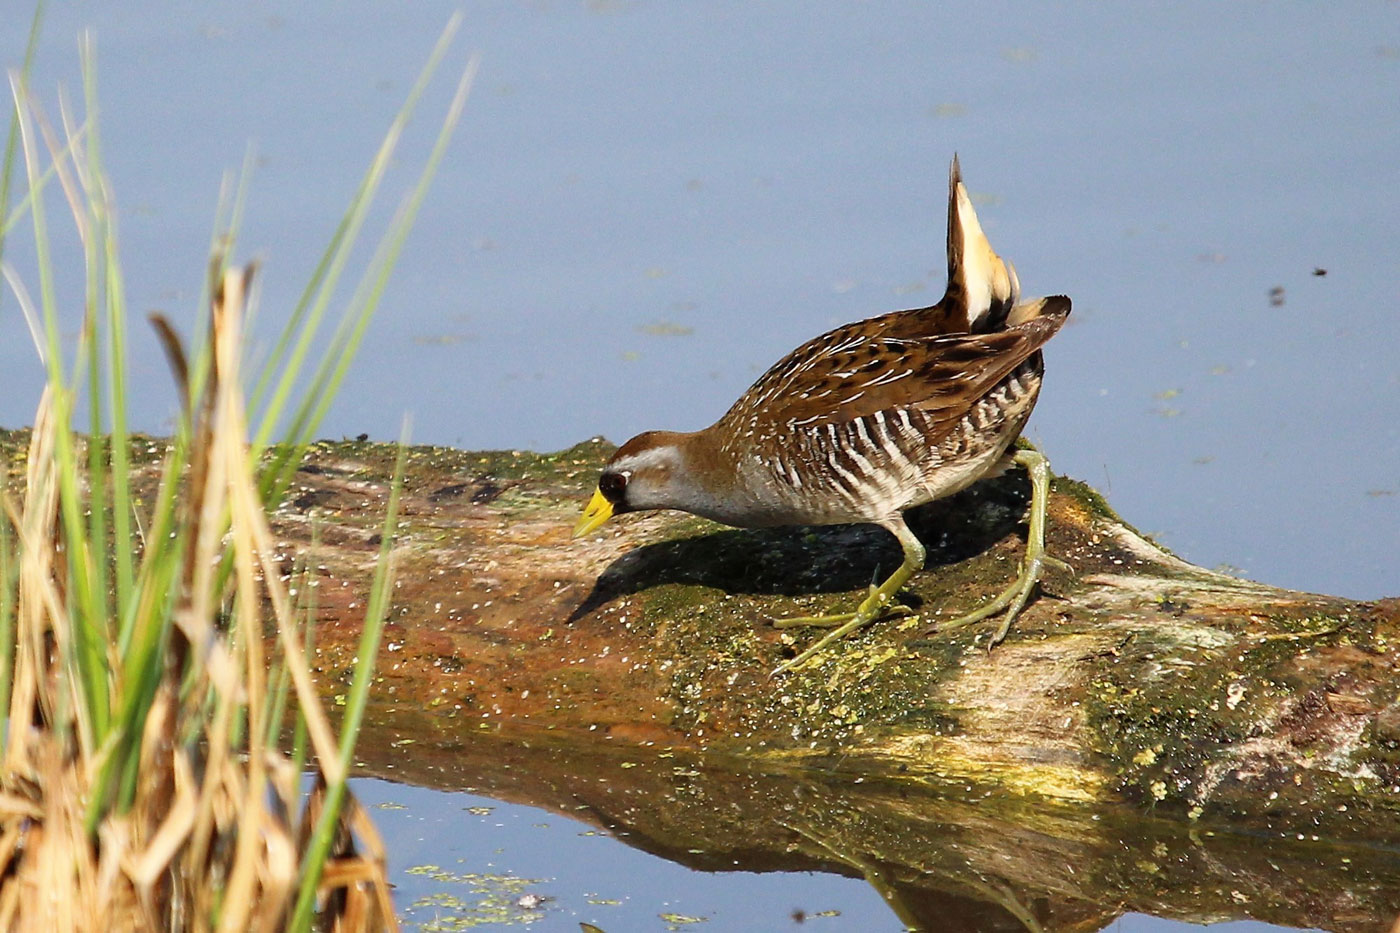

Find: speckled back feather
[717,301,1068,451]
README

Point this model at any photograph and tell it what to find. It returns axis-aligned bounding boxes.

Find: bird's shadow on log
[570,470,1031,622]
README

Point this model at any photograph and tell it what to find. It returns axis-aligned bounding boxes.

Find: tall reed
[0,11,475,930]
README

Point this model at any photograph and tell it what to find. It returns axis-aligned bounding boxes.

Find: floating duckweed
[404,870,549,929]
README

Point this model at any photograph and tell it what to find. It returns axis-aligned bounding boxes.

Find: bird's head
[573,430,692,537]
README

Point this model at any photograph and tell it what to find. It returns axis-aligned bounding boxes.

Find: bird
[575,157,1071,673]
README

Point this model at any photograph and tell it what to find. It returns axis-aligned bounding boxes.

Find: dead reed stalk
[0,266,396,933]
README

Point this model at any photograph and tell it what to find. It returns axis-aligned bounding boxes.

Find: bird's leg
[773,518,925,675]
[934,447,1070,646]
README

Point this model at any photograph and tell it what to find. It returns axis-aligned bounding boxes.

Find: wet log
[265,437,1400,845]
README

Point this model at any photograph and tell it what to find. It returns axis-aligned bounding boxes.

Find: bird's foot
[927,551,1072,648]
[772,590,913,675]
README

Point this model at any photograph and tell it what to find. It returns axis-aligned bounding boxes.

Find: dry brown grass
[0,267,396,933]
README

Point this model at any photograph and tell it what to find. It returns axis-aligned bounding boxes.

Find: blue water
[6,5,1398,930]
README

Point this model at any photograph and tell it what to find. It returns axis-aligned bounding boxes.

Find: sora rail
[576,157,1071,673]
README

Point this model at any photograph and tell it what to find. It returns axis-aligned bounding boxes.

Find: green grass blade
[0,1,43,311]
[288,427,407,932]
[288,604,316,778]
[81,94,110,642]
[108,540,180,815]
[78,41,137,632]
[84,317,108,628]
[335,429,405,767]
[0,507,16,747]
[11,70,109,745]
[264,524,319,751]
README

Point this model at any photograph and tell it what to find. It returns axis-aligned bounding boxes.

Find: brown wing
[720,296,1070,441]
[722,300,971,424]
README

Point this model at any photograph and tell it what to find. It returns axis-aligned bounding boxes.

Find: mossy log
[268,438,1400,831]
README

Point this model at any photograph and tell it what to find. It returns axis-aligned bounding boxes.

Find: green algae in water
[402,865,550,929]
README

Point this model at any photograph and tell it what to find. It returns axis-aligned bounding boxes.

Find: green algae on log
[255,437,1400,839]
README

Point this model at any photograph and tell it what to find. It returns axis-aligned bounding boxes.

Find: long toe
[928,561,1053,645]
[773,602,888,674]
[772,610,860,630]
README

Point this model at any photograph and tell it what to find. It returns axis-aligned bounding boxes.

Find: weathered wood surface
[267,438,1400,838]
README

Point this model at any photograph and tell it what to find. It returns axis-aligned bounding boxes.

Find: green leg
[772,518,925,675]
[935,447,1070,646]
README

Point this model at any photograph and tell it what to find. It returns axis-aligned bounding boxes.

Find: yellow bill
[573,487,614,537]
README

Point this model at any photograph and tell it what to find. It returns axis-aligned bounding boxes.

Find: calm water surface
[6,4,1397,931]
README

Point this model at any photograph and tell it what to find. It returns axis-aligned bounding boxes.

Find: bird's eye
[599,470,630,503]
